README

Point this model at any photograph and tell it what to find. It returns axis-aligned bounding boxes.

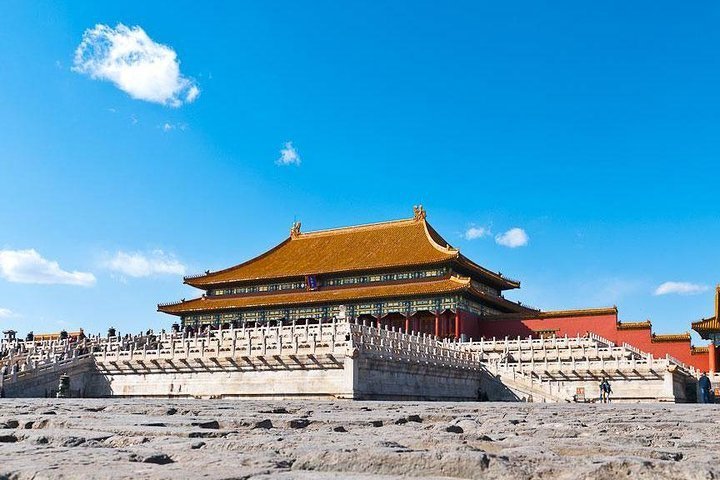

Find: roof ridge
[298,217,417,237]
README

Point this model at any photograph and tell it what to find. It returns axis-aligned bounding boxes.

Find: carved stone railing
[499,355,668,376]
[587,332,615,347]
[486,360,572,402]
[348,324,479,370]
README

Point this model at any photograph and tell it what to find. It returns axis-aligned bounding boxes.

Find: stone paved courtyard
[0,399,718,479]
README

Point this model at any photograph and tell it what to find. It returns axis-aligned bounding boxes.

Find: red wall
[462,309,710,371]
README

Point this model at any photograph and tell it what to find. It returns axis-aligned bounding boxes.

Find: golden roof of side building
[651,333,691,343]
[159,276,531,316]
[692,286,720,337]
[692,346,709,355]
[184,209,519,290]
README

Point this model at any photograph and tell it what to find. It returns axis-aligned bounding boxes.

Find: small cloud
[0,308,13,319]
[464,226,490,240]
[0,249,96,286]
[101,250,186,278]
[276,141,301,166]
[73,23,200,107]
[160,122,187,132]
[654,281,709,296]
[495,228,529,248]
[130,114,138,125]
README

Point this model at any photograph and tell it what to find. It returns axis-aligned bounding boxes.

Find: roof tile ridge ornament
[290,221,302,239]
[413,204,426,221]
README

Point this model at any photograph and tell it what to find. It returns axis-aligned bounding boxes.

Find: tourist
[599,378,612,403]
[698,372,712,403]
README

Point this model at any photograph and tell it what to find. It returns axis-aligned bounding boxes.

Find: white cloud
[495,228,529,248]
[464,226,490,240]
[276,141,301,166]
[654,281,709,296]
[0,249,96,286]
[102,250,186,278]
[73,23,200,107]
[160,122,187,132]
[0,308,13,319]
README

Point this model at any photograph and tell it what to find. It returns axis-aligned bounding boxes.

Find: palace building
[158,207,718,374]
[158,206,537,338]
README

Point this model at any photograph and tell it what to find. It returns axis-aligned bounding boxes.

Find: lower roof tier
[158,276,532,316]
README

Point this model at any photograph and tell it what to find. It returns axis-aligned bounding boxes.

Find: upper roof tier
[184,208,520,290]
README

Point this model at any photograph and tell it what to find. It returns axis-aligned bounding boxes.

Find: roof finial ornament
[290,221,302,238]
[413,205,426,221]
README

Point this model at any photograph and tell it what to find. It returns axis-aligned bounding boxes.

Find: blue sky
[0,1,718,339]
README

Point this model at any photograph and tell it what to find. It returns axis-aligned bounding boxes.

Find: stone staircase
[462,334,697,402]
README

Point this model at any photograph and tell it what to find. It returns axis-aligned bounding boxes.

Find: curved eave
[465,286,538,314]
[692,316,718,331]
[455,254,520,290]
[184,259,456,290]
[159,276,472,316]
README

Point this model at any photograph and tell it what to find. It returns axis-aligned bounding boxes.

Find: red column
[454,311,461,339]
[434,312,440,337]
[710,343,717,374]
[405,315,410,334]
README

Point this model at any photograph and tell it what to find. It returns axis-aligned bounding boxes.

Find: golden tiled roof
[617,320,652,330]
[692,316,719,333]
[161,276,473,315]
[479,307,618,322]
[651,333,691,343]
[691,286,720,337]
[184,214,517,289]
[692,346,709,355]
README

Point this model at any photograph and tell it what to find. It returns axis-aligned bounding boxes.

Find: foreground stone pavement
[0,400,718,479]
